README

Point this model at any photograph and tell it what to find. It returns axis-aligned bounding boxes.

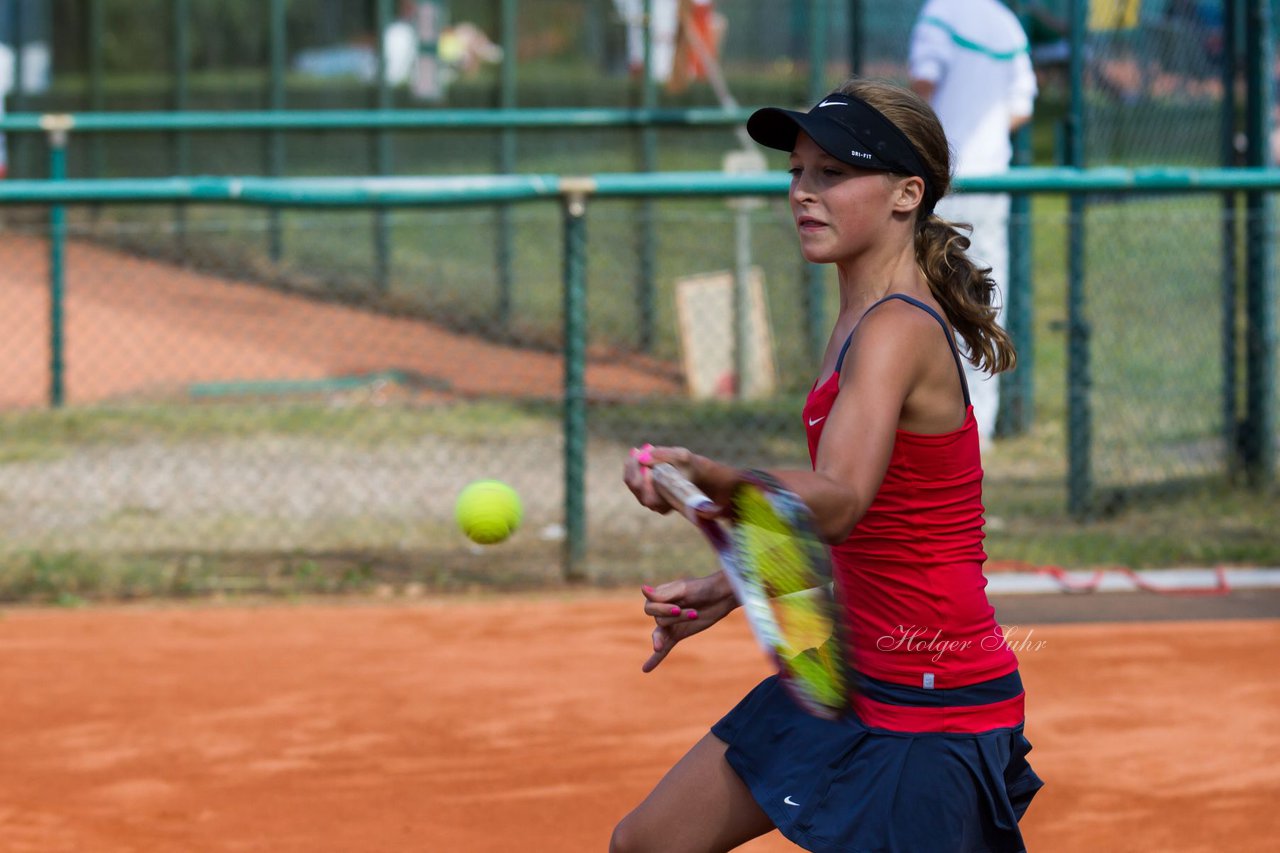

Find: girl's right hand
[624,444,701,515]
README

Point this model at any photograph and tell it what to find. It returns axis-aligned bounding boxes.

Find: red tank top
[804,295,1018,692]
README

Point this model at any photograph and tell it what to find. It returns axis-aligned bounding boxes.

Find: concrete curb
[985,567,1280,595]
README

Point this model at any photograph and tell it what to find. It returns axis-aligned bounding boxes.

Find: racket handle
[650,463,718,521]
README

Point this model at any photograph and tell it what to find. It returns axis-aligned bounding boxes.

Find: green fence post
[267,0,287,264]
[1001,4,1036,438]
[1065,0,1092,517]
[172,0,190,252]
[45,119,70,408]
[374,0,394,295]
[1243,0,1276,486]
[805,0,830,365]
[1065,201,1091,517]
[638,0,657,353]
[9,0,25,177]
[848,0,863,76]
[808,0,828,96]
[498,0,518,328]
[1222,0,1242,473]
[1000,118,1034,437]
[88,0,105,182]
[561,179,594,582]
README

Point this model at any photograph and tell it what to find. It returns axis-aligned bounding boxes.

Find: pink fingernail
[636,450,653,465]
[670,606,682,615]
[643,585,654,594]
[685,610,698,620]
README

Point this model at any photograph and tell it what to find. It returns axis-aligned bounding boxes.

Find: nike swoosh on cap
[816,100,845,108]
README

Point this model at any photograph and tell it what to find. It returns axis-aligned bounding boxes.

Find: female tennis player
[613,78,1043,853]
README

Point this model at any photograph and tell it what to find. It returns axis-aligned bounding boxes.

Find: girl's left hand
[639,571,738,672]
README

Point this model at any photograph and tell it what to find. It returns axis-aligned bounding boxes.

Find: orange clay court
[0,594,1276,852]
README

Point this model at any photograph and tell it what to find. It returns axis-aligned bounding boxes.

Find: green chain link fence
[0,1,1275,599]
[0,167,1275,598]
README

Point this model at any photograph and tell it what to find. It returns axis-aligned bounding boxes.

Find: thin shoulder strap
[833,293,971,407]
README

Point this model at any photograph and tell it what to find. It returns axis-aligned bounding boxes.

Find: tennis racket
[650,463,852,719]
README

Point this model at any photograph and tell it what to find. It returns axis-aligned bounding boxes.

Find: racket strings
[733,485,848,712]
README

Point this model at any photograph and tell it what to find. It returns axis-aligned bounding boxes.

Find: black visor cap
[747,94,936,215]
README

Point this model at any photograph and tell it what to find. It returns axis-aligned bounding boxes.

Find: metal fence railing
[0,167,1275,585]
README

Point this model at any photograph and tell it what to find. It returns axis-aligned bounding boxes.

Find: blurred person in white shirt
[910,0,1037,445]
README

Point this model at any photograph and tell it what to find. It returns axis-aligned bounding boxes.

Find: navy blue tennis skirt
[710,673,1043,853]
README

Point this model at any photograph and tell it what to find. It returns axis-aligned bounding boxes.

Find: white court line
[985,568,1280,595]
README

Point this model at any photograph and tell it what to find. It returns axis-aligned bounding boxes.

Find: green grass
[0,399,562,456]
[0,389,1274,604]
[0,550,390,604]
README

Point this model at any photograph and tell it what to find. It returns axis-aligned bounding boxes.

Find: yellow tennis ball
[455,480,522,545]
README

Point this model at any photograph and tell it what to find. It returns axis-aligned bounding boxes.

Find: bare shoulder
[837,297,951,394]
[850,296,948,354]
